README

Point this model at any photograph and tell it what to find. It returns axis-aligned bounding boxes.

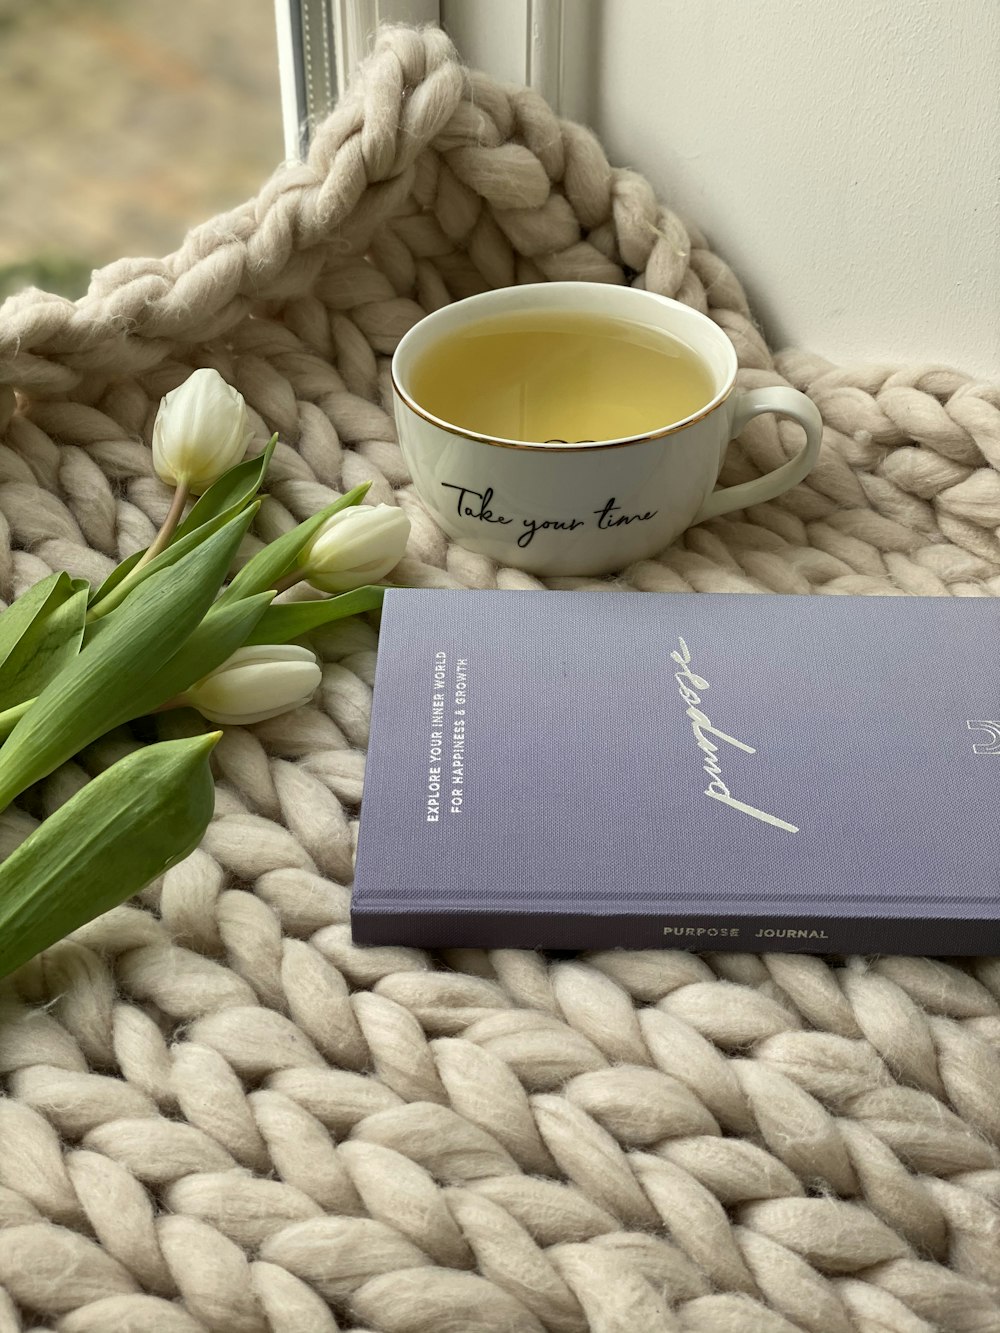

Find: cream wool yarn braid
[0,23,999,1332]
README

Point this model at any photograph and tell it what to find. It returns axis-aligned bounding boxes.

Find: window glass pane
[1,0,282,300]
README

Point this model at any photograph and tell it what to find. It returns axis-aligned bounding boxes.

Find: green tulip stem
[88,482,190,623]
[148,694,188,714]
[0,698,35,742]
[131,482,191,575]
[271,566,307,596]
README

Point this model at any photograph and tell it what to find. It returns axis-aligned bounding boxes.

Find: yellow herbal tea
[408,310,716,444]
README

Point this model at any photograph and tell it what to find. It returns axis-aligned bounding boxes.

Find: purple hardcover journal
[352,588,1000,955]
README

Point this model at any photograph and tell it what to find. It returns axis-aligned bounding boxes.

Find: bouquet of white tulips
[0,369,410,978]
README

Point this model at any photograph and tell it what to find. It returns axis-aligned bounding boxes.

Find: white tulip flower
[152,368,253,495]
[298,503,410,593]
[182,645,322,725]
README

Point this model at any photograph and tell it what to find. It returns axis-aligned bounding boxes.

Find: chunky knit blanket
[0,25,999,1333]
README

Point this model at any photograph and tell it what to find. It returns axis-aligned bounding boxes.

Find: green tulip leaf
[140,590,273,702]
[88,551,143,608]
[0,731,219,979]
[89,439,277,612]
[0,577,89,712]
[0,574,63,662]
[88,503,257,622]
[219,481,371,605]
[242,585,385,646]
[173,434,278,543]
[0,700,32,744]
[0,573,85,663]
[0,506,256,810]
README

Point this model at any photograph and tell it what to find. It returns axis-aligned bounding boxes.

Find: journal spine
[351,910,986,956]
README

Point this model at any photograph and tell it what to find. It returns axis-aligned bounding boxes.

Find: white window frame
[440,0,591,123]
[274,0,440,160]
[274,0,585,160]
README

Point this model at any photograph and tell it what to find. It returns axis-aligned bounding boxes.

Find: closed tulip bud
[152,368,253,494]
[298,503,410,593]
[182,645,322,725]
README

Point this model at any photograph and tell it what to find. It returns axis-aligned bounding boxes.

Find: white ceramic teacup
[392,283,822,576]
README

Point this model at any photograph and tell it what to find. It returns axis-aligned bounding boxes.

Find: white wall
[588,0,1000,378]
[443,0,1000,380]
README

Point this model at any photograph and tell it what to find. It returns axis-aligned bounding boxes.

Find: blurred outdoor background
[0,0,283,300]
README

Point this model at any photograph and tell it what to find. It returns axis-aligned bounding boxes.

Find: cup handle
[691,386,824,524]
